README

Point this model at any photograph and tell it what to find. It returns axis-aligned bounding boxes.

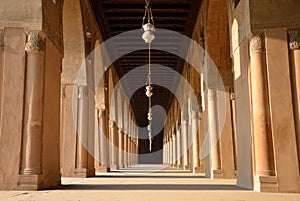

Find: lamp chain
[142,0,155,152]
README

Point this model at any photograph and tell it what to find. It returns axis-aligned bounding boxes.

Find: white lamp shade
[142,31,155,43]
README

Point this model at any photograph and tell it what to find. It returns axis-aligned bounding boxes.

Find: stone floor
[1,165,299,201]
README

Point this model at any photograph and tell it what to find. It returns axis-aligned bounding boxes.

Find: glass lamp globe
[142,23,155,44]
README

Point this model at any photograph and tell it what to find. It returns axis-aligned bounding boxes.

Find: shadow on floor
[94,175,206,179]
[60,184,248,191]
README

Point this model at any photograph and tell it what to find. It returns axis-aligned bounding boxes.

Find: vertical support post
[19,31,45,188]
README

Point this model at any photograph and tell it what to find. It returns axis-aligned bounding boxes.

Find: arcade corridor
[0,0,300,199]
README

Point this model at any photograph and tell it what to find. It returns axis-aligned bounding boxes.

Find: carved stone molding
[250,31,265,53]
[288,29,300,50]
[78,85,88,99]
[0,30,4,49]
[25,31,45,53]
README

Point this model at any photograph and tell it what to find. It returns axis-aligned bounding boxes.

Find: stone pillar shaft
[208,89,221,172]
[289,29,300,171]
[176,128,181,167]
[250,32,273,176]
[127,135,130,166]
[76,85,89,170]
[128,137,132,165]
[110,121,119,169]
[181,120,188,169]
[172,134,176,166]
[169,136,173,165]
[0,30,3,117]
[99,109,109,169]
[192,111,200,170]
[118,129,124,167]
[20,31,45,175]
[124,133,128,167]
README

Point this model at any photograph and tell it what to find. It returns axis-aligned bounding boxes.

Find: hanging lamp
[142,0,155,151]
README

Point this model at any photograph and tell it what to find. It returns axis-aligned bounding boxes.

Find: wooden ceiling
[89,0,202,126]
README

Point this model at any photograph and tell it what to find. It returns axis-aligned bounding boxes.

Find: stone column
[130,137,134,165]
[75,85,89,177]
[134,140,137,165]
[0,30,3,116]
[250,31,274,177]
[118,129,124,168]
[208,89,223,178]
[229,89,238,172]
[181,120,189,169]
[19,31,45,178]
[288,29,300,171]
[123,133,128,167]
[172,133,176,167]
[98,109,109,172]
[169,134,173,165]
[60,85,66,170]
[163,142,166,165]
[127,134,130,166]
[176,126,182,168]
[192,111,200,173]
[110,120,119,170]
[128,137,132,166]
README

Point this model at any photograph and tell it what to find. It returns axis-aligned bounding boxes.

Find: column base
[16,175,42,190]
[96,166,110,173]
[212,169,224,179]
[118,164,124,169]
[75,168,87,178]
[254,176,278,192]
[183,165,190,170]
[110,164,119,171]
[193,167,202,174]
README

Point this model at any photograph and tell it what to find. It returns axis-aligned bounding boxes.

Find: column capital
[250,31,265,53]
[181,120,188,126]
[288,29,300,50]
[191,110,199,120]
[229,87,235,100]
[25,31,45,53]
[208,88,217,100]
[0,30,4,49]
[78,85,88,99]
[98,109,106,117]
[109,120,116,128]
[61,85,66,98]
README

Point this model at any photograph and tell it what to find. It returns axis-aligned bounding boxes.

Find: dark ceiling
[89,0,202,126]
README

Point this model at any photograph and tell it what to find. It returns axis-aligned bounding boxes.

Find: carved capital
[250,31,265,53]
[229,87,235,100]
[0,30,4,49]
[98,109,106,118]
[288,29,300,50]
[25,31,45,53]
[78,85,88,99]
[191,110,199,120]
[61,85,66,98]
[109,120,115,128]
[208,89,217,100]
